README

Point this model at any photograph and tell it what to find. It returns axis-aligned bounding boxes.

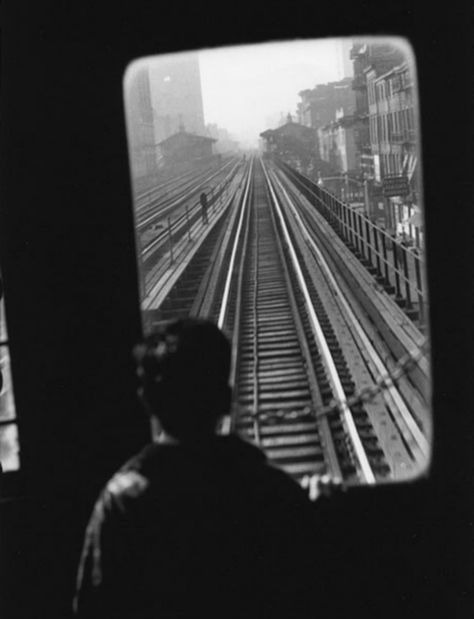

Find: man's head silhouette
[134,318,232,441]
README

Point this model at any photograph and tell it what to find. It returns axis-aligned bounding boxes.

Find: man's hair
[134,318,231,440]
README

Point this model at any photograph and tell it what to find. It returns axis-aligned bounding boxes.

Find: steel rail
[261,160,377,486]
[270,165,430,462]
[136,160,239,231]
[219,168,254,437]
[250,177,262,445]
[135,156,236,206]
[135,165,207,206]
[217,158,254,330]
[141,166,241,265]
[141,176,243,306]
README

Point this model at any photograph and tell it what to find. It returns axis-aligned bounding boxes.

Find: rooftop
[157,130,217,147]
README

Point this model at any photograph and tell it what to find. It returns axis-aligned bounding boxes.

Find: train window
[0,276,19,472]
[123,37,431,492]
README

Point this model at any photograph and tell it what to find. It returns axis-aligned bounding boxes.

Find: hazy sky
[199,39,351,148]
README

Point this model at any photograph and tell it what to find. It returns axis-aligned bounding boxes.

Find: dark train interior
[0,3,471,617]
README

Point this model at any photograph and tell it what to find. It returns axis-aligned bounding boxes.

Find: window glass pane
[0,346,16,422]
[123,37,431,490]
[0,423,20,472]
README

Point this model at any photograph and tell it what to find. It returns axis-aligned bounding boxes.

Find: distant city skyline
[199,39,354,148]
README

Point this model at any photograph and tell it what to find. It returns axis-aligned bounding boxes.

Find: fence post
[381,232,394,292]
[330,195,337,230]
[185,205,191,241]
[373,224,382,280]
[351,207,359,254]
[415,225,421,250]
[391,235,403,304]
[358,212,366,260]
[365,218,373,267]
[341,202,349,244]
[408,204,414,241]
[413,249,425,328]
[325,192,331,223]
[167,216,174,264]
[401,246,413,309]
[385,197,393,231]
[336,198,343,237]
[364,180,370,218]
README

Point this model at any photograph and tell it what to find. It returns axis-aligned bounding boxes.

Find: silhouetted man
[74,318,321,618]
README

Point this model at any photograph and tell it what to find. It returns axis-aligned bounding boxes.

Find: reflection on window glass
[0,274,19,472]
[0,295,7,342]
[0,424,20,472]
[123,37,431,490]
[0,346,15,422]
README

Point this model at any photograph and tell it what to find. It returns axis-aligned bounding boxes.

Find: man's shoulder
[218,436,312,504]
[254,459,312,502]
[96,449,157,516]
[87,471,149,525]
[105,470,149,501]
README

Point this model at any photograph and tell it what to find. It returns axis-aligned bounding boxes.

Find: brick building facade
[367,62,417,184]
[350,41,406,179]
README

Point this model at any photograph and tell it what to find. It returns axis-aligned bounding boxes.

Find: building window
[388,113,393,137]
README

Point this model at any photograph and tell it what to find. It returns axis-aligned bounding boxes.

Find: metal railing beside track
[136,158,239,231]
[275,159,428,329]
[136,164,246,305]
[137,157,235,208]
[209,156,429,487]
[141,161,253,322]
[135,166,204,208]
[140,165,241,269]
[267,165,430,467]
[133,154,233,200]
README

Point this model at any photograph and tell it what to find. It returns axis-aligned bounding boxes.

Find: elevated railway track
[135,157,239,234]
[138,155,430,490]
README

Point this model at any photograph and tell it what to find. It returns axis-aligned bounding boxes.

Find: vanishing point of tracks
[146,156,429,487]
